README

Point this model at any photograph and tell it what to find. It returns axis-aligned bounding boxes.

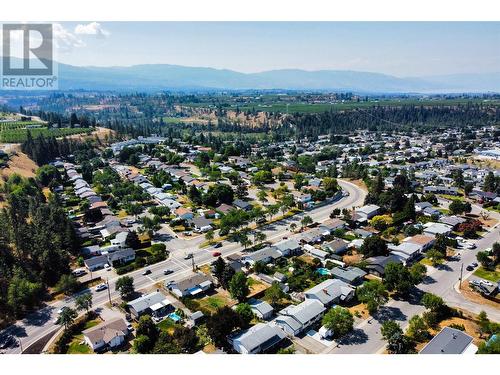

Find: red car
[212,251,221,257]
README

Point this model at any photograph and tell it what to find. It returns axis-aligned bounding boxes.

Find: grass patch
[473,267,500,283]
[67,334,91,354]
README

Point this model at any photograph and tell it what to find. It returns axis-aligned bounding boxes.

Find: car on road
[104,264,111,271]
[0,335,15,349]
[472,262,478,268]
[212,251,221,257]
[183,231,192,236]
[95,283,108,292]
[282,236,288,240]
[142,269,151,276]
[184,253,193,260]
[213,242,222,249]
[163,269,174,275]
[466,265,475,271]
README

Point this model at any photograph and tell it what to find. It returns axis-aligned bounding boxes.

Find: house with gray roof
[248,298,274,320]
[127,291,174,319]
[304,279,355,306]
[419,327,477,354]
[231,323,286,354]
[322,238,348,254]
[330,266,367,285]
[84,255,108,271]
[83,317,128,351]
[242,246,283,266]
[276,299,326,336]
[170,273,213,298]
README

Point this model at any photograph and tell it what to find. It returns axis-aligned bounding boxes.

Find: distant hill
[43,61,500,93]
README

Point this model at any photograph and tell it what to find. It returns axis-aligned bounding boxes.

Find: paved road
[324,205,500,354]
[0,179,365,354]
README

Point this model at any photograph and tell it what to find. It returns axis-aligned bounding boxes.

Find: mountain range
[48,62,500,93]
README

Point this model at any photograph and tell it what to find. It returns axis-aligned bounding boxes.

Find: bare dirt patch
[0,149,37,183]
[460,280,500,310]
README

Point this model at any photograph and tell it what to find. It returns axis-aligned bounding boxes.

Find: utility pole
[459,263,464,290]
[106,277,112,305]
[18,338,23,354]
[191,256,195,272]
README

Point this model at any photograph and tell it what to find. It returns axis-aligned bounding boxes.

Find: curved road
[0,179,365,354]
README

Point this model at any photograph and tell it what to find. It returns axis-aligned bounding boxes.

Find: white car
[95,283,108,292]
[480,280,494,287]
[104,264,111,271]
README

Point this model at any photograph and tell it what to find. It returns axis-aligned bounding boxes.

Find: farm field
[181,98,500,114]
[0,125,94,142]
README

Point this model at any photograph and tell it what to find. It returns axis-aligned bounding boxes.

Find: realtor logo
[1,23,58,90]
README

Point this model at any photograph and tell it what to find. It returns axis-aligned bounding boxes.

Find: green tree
[322,307,354,339]
[206,307,244,349]
[229,272,249,302]
[359,235,388,258]
[356,280,388,314]
[426,248,445,266]
[381,320,415,354]
[406,315,429,342]
[115,276,135,301]
[383,262,413,296]
[133,335,152,354]
[55,274,81,295]
[57,307,77,331]
[300,215,313,229]
[265,282,286,307]
[74,292,93,315]
[235,303,254,328]
[205,229,215,244]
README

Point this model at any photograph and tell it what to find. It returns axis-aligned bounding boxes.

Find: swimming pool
[316,268,330,276]
[168,312,182,322]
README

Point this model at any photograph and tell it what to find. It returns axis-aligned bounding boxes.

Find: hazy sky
[49,22,500,77]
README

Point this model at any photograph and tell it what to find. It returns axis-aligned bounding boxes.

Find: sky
[19,22,500,77]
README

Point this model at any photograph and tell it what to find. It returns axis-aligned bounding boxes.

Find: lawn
[67,334,91,354]
[157,318,177,333]
[473,267,500,283]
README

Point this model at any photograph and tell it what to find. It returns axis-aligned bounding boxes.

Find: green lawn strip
[473,267,500,283]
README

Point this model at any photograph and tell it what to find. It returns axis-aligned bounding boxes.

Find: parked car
[142,269,151,276]
[163,269,174,275]
[125,313,132,322]
[470,279,480,286]
[104,264,111,271]
[95,283,108,292]
[213,242,222,249]
[212,251,221,257]
[165,280,175,289]
[72,269,86,277]
[466,265,474,271]
[126,323,134,332]
[472,262,478,268]
[480,280,494,287]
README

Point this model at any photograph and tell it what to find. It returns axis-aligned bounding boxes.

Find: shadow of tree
[337,328,369,346]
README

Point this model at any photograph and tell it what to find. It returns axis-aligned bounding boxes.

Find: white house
[83,318,128,351]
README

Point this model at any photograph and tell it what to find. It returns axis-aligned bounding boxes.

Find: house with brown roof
[404,234,435,251]
[83,318,128,351]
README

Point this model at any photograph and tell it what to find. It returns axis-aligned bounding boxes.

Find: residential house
[419,327,478,354]
[404,234,435,251]
[107,248,135,267]
[276,300,326,336]
[330,266,367,286]
[304,279,355,306]
[175,207,194,221]
[233,199,253,211]
[365,255,404,277]
[423,222,453,237]
[322,238,348,255]
[127,292,174,319]
[242,247,283,266]
[248,299,274,320]
[231,323,286,354]
[84,255,108,271]
[170,273,213,298]
[388,242,422,264]
[83,318,128,351]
